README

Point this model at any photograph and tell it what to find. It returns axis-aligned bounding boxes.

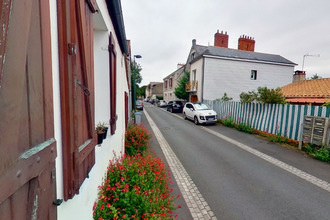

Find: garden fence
[204,100,330,142]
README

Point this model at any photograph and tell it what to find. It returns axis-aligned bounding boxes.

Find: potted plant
[102,123,109,139]
[95,122,105,145]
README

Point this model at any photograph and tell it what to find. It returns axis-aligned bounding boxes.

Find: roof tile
[281,78,330,98]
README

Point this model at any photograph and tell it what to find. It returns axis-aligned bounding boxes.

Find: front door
[0,0,57,219]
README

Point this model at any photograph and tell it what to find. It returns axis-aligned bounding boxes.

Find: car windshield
[193,103,211,110]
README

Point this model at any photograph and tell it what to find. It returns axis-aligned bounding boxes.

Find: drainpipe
[201,56,205,102]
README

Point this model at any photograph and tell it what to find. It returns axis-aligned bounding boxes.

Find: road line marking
[161,108,330,193]
[144,108,217,220]
[200,126,330,193]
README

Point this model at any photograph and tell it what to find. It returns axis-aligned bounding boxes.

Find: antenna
[302,54,320,71]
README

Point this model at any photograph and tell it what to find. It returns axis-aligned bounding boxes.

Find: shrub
[269,132,288,143]
[222,117,235,128]
[236,122,253,134]
[125,124,151,156]
[303,145,330,163]
[93,153,176,219]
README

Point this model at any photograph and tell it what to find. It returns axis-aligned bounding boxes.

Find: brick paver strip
[144,109,217,220]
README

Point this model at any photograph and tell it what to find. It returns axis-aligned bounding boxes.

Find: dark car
[167,100,183,113]
[136,100,143,110]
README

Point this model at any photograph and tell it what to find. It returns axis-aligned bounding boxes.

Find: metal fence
[205,100,330,141]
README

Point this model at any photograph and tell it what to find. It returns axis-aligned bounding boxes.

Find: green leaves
[174,71,190,100]
[240,87,286,104]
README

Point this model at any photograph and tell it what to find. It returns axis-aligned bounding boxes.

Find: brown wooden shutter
[109,33,117,135]
[0,0,56,219]
[125,92,129,129]
[57,0,96,200]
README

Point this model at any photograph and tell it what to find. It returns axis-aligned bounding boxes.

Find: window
[191,52,195,60]
[164,80,167,89]
[169,78,173,88]
[251,70,257,80]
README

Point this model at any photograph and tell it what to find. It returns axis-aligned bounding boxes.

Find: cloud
[122,0,330,84]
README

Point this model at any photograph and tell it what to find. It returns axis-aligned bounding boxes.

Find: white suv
[183,102,217,125]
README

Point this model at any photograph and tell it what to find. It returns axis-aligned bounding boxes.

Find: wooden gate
[0,0,57,219]
[57,0,97,200]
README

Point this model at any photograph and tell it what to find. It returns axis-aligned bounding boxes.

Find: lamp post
[133,55,142,112]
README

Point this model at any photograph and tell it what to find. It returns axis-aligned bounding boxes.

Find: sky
[121,0,330,86]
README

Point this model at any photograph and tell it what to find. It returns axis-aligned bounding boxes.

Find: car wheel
[194,116,199,125]
[170,108,173,113]
[183,113,187,120]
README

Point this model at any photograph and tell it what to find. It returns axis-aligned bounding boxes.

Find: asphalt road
[141,103,330,220]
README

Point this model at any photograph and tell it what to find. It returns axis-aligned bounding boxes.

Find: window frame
[251,70,257,80]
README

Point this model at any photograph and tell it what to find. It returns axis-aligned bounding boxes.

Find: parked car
[167,100,184,113]
[183,102,217,125]
[157,100,167,108]
[136,100,143,110]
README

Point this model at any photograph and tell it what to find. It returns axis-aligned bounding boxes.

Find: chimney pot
[214,30,229,48]
[238,35,255,52]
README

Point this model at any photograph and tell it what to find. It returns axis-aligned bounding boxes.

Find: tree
[174,71,190,100]
[218,93,233,101]
[240,87,286,104]
[309,74,322,80]
[137,85,147,98]
[131,62,142,107]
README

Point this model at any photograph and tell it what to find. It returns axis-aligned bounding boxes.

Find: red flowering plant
[93,153,177,219]
[125,123,151,156]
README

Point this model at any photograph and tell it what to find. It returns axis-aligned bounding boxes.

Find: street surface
[141,103,330,220]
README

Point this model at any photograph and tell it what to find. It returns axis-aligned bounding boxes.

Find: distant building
[163,64,186,102]
[146,82,163,99]
[184,30,297,102]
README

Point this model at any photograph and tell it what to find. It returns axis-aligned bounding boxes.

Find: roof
[281,78,330,98]
[106,0,128,54]
[193,45,296,66]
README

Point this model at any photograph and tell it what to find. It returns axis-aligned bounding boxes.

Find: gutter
[203,54,297,67]
[106,0,128,54]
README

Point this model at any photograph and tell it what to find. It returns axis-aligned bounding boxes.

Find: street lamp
[133,55,142,112]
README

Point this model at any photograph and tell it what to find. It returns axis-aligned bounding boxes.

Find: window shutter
[57,0,96,200]
[109,33,117,135]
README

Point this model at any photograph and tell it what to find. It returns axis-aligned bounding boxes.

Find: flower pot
[102,127,108,139]
[97,133,104,145]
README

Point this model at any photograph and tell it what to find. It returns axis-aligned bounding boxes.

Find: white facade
[201,57,294,101]
[50,1,129,219]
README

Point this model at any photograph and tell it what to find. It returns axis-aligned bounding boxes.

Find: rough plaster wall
[55,1,127,219]
[203,58,293,101]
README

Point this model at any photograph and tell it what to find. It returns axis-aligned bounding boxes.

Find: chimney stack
[214,30,229,48]
[238,35,255,52]
[293,70,306,83]
[192,39,196,47]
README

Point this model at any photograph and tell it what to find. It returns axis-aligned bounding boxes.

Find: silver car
[183,102,217,125]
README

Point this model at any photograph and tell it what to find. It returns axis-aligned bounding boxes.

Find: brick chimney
[214,30,229,48]
[293,70,306,83]
[238,35,255,52]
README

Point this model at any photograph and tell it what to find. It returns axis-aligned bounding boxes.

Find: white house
[0,0,131,219]
[185,30,297,102]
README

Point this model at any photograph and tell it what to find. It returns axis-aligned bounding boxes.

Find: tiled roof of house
[194,45,296,66]
[281,78,330,98]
